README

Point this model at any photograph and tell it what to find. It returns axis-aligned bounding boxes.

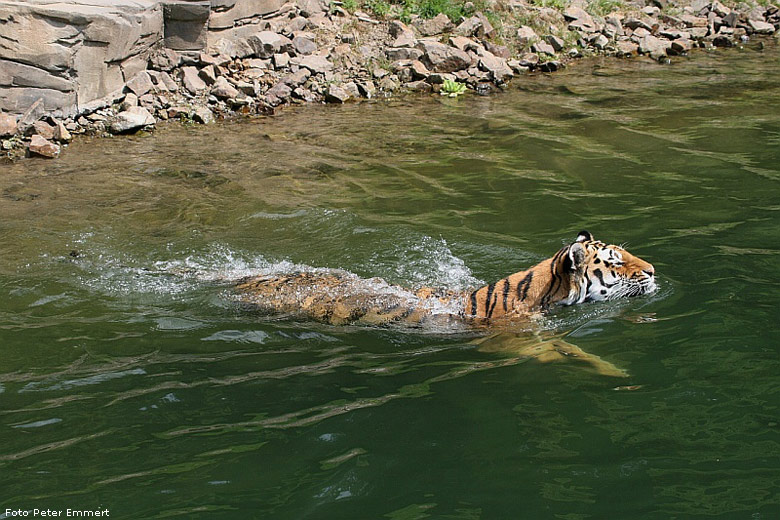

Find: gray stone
[357,81,376,98]
[292,36,318,55]
[33,120,55,140]
[416,40,471,72]
[748,19,776,34]
[181,66,207,94]
[120,93,139,111]
[669,38,693,54]
[386,48,424,61]
[592,34,610,50]
[273,53,290,69]
[539,61,562,73]
[449,36,479,52]
[639,35,671,58]
[478,53,513,83]
[209,0,286,30]
[110,106,155,133]
[532,41,556,56]
[342,81,360,98]
[192,106,214,124]
[484,42,510,59]
[416,13,454,36]
[325,85,351,103]
[126,71,154,97]
[389,20,412,38]
[211,77,239,99]
[28,134,60,158]
[712,35,735,47]
[163,1,209,51]
[564,5,596,31]
[518,52,539,67]
[157,71,179,92]
[455,15,492,38]
[0,112,17,137]
[406,80,432,92]
[392,31,418,48]
[17,98,46,135]
[516,26,538,47]
[282,68,312,87]
[52,119,72,142]
[248,31,293,59]
[544,35,565,52]
[266,81,292,101]
[298,0,325,18]
[410,60,431,80]
[710,0,731,18]
[296,55,333,74]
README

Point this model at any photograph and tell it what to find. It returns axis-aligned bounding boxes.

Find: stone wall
[0,0,288,117]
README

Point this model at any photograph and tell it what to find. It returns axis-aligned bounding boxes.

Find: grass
[357,0,499,22]
[588,0,624,16]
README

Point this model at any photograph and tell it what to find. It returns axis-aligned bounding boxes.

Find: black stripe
[469,290,478,316]
[502,278,510,311]
[516,271,533,301]
[540,249,565,308]
[484,283,496,317]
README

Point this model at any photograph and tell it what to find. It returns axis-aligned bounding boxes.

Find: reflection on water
[1,44,779,518]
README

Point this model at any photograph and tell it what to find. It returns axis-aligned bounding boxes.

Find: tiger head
[573,230,657,302]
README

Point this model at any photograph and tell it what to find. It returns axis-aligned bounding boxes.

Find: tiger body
[234,231,656,328]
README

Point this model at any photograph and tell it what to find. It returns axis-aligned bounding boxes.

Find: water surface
[1,44,779,519]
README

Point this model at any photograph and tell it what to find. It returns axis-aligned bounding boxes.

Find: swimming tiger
[234,230,656,327]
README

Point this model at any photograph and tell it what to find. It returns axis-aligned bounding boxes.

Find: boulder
[416,40,471,72]
[33,120,55,140]
[282,68,312,87]
[516,26,538,47]
[325,85,351,103]
[28,135,60,158]
[748,19,776,34]
[211,76,240,99]
[292,36,318,55]
[248,31,293,59]
[181,66,207,94]
[52,119,72,142]
[478,53,513,83]
[0,112,17,137]
[639,35,671,59]
[296,55,333,74]
[110,106,155,133]
[198,65,218,86]
[387,48,424,61]
[16,98,46,135]
[416,13,454,36]
[192,106,215,124]
[564,5,597,31]
[163,1,209,51]
[669,38,693,54]
[455,15,494,39]
[544,35,565,52]
[126,71,154,97]
[392,30,418,48]
[532,41,556,56]
[121,93,139,111]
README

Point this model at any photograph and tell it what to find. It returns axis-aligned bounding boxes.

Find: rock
[639,35,671,59]
[518,52,539,67]
[343,82,360,98]
[248,31,293,59]
[52,119,72,142]
[386,48,424,61]
[712,35,735,47]
[389,20,412,38]
[410,60,431,80]
[710,0,731,18]
[198,65,218,86]
[416,40,471,72]
[17,98,45,135]
[120,93,139,112]
[591,34,610,50]
[298,0,325,18]
[478,53,513,83]
[539,61,562,73]
[181,67,207,94]
[292,87,318,102]
[669,38,693,54]
[427,72,456,84]
[416,13,454,36]
[126,71,154,97]
[681,14,708,28]
[564,5,597,32]
[33,120,55,140]
[273,53,290,69]
[292,36,318,55]
[516,26,538,47]
[748,19,776,34]
[392,30,418,48]
[157,71,179,92]
[544,35,565,52]
[449,36,479,52]
[624,18,654,32]
[532,41,556,56]
[484,42,510,59]
[455,15,493,39]
[296,55,333,74]
[406,80,432,92]
[266,81,293,102]
[211,77,240,100]
[163,1,209,51]
[192,106,214,124]
[325,85,351,103]
[282,68,312,87]
[110,106,155,133]
[357,81,376,98]
[378,76,399,92]
[0,112,17,137]
[28,135,60,158]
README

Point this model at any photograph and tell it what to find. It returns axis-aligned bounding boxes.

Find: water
[2,44,779,519]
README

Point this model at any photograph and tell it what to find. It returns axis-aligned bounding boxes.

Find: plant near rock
[441,79,468,97]
[530,0,569,10]
[587,0,624,16]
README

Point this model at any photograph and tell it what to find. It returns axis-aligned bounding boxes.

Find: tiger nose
[643,265,655,277]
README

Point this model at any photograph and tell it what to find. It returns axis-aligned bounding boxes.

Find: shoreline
[1,0,778,161]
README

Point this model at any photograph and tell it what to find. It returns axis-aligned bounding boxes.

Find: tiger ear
[565,243,587,271]
[576,230,593,243]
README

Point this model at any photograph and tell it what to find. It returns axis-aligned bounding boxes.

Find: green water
[2,45,779,519]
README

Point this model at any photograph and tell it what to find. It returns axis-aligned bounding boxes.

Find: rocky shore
[1,0,778,160]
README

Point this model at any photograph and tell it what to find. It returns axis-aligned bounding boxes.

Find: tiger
[234,230,656,328]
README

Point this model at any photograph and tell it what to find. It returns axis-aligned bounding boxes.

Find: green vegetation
[588,0,624,16]
[354,0,496,21]
[529,0,569,9]
[440,79,468,97]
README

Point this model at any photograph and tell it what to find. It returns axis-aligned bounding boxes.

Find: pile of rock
[2,0,778,160]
